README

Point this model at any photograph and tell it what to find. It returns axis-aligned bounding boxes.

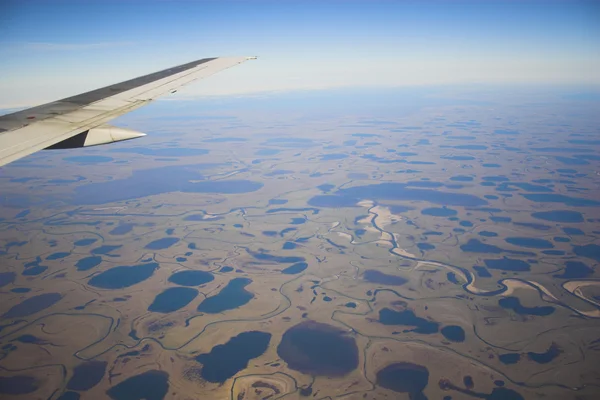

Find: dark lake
[441,325,465,342]
[0,272,15,288]
[277,321,358,376]
[145,237,180,250]
[63,156,114,164]
[197,278,253,313]
[573,244,600,262]
[106,370,169,400]
[74,238,97,246]
[72,165,263,205]
[528,343,561,364]
[76,256,102,271]
[531,210,584,223]
[88,263,158,289]
[0,375,39,395]
[168,270,214,286]
[484,258,531,272]
[66,361,107,391]
[281,262,308,274]
[553,261,593,279]
[379,308,439,334]
[3,293,62,319]
[421,207,457,217]
[499,297,555,316]
[111,147,209,156]
[363,270,407,286]
[376,362,429,400]
[308,183,487,208]
[195,331,271,383]
[505,237,554,249]
[522,193,600,207]
[148,287,198,313]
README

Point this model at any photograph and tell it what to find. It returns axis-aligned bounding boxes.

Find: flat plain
[1,87,599,399]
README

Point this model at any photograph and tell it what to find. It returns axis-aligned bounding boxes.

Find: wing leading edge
[0,56,256,167]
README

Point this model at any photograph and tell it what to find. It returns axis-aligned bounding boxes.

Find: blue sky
[1,0,598,108]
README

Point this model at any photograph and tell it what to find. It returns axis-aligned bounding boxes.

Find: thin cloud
[19,41,134,51]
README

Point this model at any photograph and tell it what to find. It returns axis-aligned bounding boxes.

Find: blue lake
[145,237,180,250]
[197,278,253,313]
[88,263,158,289]
[72,165,263,205]
[195,331,271,383]
[168,270,214,286]
[148,287,198,313]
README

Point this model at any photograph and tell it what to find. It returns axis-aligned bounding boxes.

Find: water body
[255,148,280,156]
[283,241,298,250]
[22,266,47,276]
[106,370,169,400]
[499,353,520,364]
[460,239,506,254]
[92,245,122,255]
[442,155,475,161]
[57,391,80,400]
[148,287,198,313]
[197,278,253,313]
[376,362,429,400]
[484,258,531,272]
[473,266,492,278]
[145,237,180,250]
[67,361,107,391]
[499,297,555,316]
[0,375,39,395]
[63,156,114,164]
[321,153,348,161]
[72,165,263,205]
[563,227,584,235]
[531,210,584,223]
[204,137,247,143]
[168,270,214,286]
[0,272,16,288]
[513,222,551,231]
[505,237,554,249]
[363,270,407,285]
[247,250,304,264]
[111,147,209,157]
[421,207,457,217]
[277,321,358,376]
[573,244,600,262]
[281,262,308,275]
[109,224,134,235]
[47,252,69,260]
[317,183,335,192]
[3,293,62,319]
[553,261,594,279]
[220,266,234,273]
[441,325,465,342]
[88,263,158,289]
[450,175,474,182]
[74,238,97,246]
[269,199,288,205]
[308,183,487,208]
[528,343,561,364]
[379,308,439,334]
[522,193,600,207]
[195,331,271,383]
[418,242,435,251]
[76,256,102,271]
[479,231,498,237]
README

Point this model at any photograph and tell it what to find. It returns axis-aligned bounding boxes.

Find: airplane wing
[0,56,256,167]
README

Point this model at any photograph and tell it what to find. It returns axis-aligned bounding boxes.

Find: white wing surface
[0,56,256,166]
